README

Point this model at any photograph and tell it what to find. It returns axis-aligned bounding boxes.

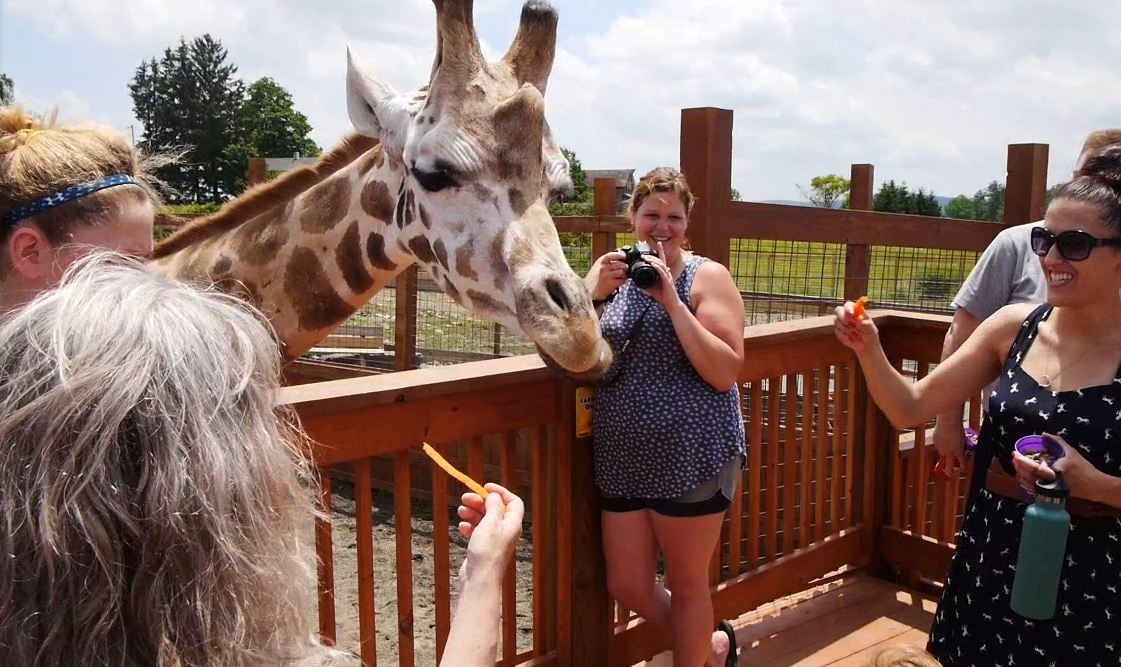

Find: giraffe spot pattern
[236,205,291,267]
[336,221,374,293]
[357,147,381,176]
[443,279,462,304]
[393,183,409,229]
[365,232,397,272]
[432,238,450,271]
[418,203,432,229]
[211,255,233,279]
[283,246,354,331]
[408,235,437,265]
[359,180,394,223]
[300,173,351,234]
[489,234,509,292]
[467,289,512,316]
[507,187,528,216]
[455,244,479,281]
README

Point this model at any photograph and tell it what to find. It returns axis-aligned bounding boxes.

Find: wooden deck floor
[641,574,938,666]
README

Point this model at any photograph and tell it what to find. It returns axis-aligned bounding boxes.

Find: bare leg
[652,511,727,667]
[601,509,672,632]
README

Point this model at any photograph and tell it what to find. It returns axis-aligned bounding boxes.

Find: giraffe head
[346,0,611,377]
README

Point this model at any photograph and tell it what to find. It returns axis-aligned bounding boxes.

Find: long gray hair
[0,253,333,665]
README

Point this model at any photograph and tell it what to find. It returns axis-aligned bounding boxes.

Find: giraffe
[152,0,612,377]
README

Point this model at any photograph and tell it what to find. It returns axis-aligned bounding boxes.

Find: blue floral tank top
[593,254,746,499]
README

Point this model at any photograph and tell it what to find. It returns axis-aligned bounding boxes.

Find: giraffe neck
[155,144,419,359]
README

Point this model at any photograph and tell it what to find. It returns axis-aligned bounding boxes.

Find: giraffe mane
[153,133,380,258]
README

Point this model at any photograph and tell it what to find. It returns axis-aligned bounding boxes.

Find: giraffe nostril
[544,278,572,313]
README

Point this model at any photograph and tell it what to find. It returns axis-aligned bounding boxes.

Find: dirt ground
[319,482,536,666]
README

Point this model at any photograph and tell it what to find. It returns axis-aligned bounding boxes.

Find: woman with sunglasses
[834,147,1121,665]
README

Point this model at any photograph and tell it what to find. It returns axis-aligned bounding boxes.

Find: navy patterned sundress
[928,304,1121,666]
[592,254,746,499]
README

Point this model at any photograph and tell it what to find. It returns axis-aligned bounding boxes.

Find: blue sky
[4,0,1121,201]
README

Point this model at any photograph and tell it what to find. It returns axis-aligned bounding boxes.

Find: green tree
[131,35,246,203]
[873,179,910,213]
[549,146,593,218]
[730,187,742,201]
[222,77,320,193]
[944,195,976,220]
[873,180,942,217]
[798,173,850,208]
[970,180,1005,222]
[0,74,12,106]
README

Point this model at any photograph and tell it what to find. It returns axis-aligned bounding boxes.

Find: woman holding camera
[585,168,746,667]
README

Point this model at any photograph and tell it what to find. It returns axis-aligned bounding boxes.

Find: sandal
[718,619,739,667]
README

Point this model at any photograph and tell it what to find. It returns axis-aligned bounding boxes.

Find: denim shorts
[600,454,743,517]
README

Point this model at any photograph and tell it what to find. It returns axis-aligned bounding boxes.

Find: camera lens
[630,260,659,289]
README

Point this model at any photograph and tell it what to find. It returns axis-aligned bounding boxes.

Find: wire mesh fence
[309,229,983,369]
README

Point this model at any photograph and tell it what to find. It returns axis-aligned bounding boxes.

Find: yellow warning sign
[575,385,595,438]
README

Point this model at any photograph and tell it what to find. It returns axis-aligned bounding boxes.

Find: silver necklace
[1037,337,1119,388]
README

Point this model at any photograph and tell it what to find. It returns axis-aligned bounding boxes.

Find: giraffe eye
[413,167,458,192]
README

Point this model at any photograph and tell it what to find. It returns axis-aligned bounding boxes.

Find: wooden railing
[279,309,980,666]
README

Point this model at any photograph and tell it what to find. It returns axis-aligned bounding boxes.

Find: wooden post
[556,380,610,665]
[680,108,733,267]
[248,157,267,187]
[591,177,619,261]
[1003,143,1049,226]
[844,164,874,303]
[393,266,419,371]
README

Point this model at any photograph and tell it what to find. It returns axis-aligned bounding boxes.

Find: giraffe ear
[346,48,410,157]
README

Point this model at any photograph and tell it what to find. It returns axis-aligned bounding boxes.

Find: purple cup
[1013,435,1065,501]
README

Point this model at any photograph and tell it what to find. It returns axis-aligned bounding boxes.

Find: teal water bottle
[1010,472,1071,619]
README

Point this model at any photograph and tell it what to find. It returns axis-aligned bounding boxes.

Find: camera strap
[601,298,652,386]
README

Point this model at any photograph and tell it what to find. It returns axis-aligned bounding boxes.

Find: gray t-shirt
[951,222,1047,319]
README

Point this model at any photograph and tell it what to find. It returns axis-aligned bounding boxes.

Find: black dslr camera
[619,242,660,289]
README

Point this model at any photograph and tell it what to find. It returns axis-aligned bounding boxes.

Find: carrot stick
[853,296,870,319]
[422,443,489,498]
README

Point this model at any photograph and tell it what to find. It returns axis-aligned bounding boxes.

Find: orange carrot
[853,296,870,319]
[422,443,489,498]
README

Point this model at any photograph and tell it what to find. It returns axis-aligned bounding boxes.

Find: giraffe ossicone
[154,0,612,378]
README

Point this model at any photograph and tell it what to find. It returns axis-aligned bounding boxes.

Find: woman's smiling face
[1039,198,1121,306]
[633,192,688,261]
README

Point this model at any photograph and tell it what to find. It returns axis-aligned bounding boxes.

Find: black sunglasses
[1030,226,1121,261]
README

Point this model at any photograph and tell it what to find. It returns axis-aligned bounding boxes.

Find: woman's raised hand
[833,300,880,354]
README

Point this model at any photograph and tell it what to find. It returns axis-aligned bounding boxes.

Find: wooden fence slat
[531,426,550,654]
[782,373,798,556]
[355,458,377,666]
[814,368,828,540]
[748,382,763,568]
[799,370,813,550]
[394,451,415,666]
[501,432,518,665]
[728,409,744,576]
[766,380,781,561]
[830,366,843,533]
[844,364,857,528]
[315,469,337,645]
[431,447,451,663]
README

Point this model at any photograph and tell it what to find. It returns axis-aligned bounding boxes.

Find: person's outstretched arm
[834,301,1028,427]
[932,307,982,475]
[440,484,524,667]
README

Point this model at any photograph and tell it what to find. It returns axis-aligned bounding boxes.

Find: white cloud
[8,0,1121,200]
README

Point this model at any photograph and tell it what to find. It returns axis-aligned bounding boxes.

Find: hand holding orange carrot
[422,442,488,498]
[833,296,879,353]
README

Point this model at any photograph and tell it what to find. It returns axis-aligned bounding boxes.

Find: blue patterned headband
[2,174,138,227]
